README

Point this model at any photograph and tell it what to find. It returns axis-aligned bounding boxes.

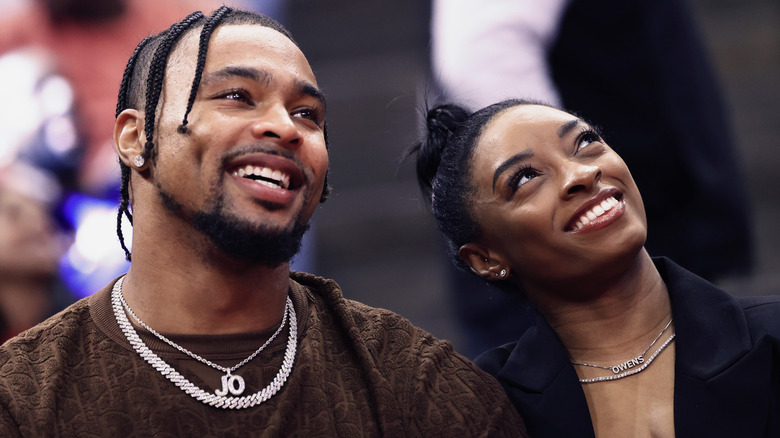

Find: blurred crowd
[0,0,238,341]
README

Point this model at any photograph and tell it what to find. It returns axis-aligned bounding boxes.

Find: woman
[409,100,780,437]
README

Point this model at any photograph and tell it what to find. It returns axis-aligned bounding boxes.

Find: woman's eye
[510,165,540,190]
[576,130,602,151]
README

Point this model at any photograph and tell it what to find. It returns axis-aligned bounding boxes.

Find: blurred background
[0,0,777,355]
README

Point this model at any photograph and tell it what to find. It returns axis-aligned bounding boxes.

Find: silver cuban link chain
[111,276,297,409]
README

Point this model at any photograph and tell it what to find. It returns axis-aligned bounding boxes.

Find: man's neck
[120,246,291,336]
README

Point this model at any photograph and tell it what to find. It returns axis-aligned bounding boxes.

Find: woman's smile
[566,189,626,233]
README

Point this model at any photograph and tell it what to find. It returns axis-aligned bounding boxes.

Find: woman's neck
[528,251,672,363]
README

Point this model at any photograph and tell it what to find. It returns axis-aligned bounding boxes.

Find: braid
[116,37,153,118]
[179,6,231,133]
[112,7,304,260]
[114,11,204,260]
[143,11,205,159]
[117,166,133,260]
[115,36,153,260]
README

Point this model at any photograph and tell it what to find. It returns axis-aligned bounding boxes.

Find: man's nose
[249,104,302,147]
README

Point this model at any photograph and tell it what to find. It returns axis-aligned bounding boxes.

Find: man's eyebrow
[199,66,326,109]
[493,150,534,192]
[557,119,582,138]
[298,81,327,109]
[200,66,272,87]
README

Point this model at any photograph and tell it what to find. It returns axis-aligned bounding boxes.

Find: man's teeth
[232,165,290,189]
[574,196,620,230]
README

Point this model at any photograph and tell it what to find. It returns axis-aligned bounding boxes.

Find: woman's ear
[460,243,510,281]
[114,109,147,170]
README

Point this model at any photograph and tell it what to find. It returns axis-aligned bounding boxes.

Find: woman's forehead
[471,105,581,175]
[483,105,577,141]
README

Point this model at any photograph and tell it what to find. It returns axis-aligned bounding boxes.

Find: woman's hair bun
[409,103,470,200]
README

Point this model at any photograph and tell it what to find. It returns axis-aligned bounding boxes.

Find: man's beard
[158,187,310,267]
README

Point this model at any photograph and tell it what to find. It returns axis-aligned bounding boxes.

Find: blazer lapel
[493,306,596,437]
[485,258,775,437]
[659,258,774,436]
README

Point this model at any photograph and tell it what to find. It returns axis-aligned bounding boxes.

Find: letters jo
[215,373,246,396]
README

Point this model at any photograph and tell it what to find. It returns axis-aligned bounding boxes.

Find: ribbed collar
[89,273,314,359]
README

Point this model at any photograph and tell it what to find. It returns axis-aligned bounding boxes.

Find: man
[0,7,525,436]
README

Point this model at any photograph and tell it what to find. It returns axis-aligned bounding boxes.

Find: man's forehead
[170,23,298,62]
[206,24,298,55]
[157,21,321,112]
[199,25,310,75]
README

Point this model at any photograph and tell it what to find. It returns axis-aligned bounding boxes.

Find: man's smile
[225,150,306,193]
[233,164,291,190]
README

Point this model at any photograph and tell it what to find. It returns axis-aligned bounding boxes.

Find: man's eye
[292,107,323,124]
[218,89,251,103]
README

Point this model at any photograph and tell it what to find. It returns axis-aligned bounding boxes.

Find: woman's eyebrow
[493,150,533,192]
[557,119,582,138]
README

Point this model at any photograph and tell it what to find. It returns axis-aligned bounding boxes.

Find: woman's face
[465,105,647,290]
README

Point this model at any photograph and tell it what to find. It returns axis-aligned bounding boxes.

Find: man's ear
[114,109,147,169]
[459,243,510,281]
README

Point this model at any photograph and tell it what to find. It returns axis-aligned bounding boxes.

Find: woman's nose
[560,162,601,198]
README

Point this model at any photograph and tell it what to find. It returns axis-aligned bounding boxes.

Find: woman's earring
[133,155,145,168]
[499,268,507,278]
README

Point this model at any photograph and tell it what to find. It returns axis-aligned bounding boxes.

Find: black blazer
[476,258,780,437]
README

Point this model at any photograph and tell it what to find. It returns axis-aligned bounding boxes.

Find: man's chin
[157,186,310,266]
[192,210,310,267]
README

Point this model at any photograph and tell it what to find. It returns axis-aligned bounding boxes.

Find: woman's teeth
[573,196,620,230]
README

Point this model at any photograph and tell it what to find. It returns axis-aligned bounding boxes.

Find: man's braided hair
[114,6,331,261]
